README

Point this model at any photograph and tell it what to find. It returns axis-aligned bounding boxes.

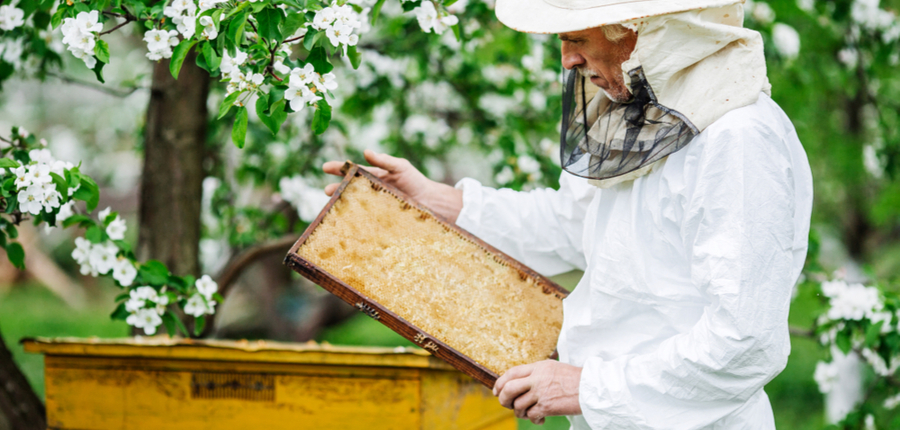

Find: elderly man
[325,0,813,428]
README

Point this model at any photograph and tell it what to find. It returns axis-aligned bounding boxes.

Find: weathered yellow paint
[24,337,516,430]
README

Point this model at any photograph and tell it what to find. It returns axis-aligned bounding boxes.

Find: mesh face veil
[560,66,700,181]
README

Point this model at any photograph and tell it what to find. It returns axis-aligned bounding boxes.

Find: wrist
[422,182,463,223]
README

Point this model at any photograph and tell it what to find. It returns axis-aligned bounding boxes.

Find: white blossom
[112,258,137,287]
[823,280,883,321]
[284,84,320,111]
[772,23,800,60]
[184,293,215,317]
[813,360,840,393]
[885,392,900,409]
[199,15,218,40]
[851,0,896,32]
[278,176,330,222]
[290,64,317,86]
[195,274,218,299]
[88,241,118,275]
[144,29,179,61]
[494,166,514,185]
[413,1,458,34]
[517,155,541,175]
[751,1,776,24]
[220,50,248,78]
[313,72,338,92]
[98,206,112,222]
[106,216,127,240]
[126,308,162,335]
[197,0,226,12]
[0,5,25,31]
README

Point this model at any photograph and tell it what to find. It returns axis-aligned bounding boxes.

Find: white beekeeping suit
[455,0,815,428]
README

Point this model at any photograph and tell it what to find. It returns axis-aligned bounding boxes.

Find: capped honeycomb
[297,174,564,375]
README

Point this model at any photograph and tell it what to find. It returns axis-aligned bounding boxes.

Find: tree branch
[99,18,133,36]
[789,326,815,338]
[199,234,299,337]
[46,71,143,98]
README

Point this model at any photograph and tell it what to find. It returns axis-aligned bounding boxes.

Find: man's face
[559,26,637,103]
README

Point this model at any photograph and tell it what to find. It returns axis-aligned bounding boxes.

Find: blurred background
[2,0,900,428]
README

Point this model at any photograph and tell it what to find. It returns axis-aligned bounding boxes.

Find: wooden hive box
[284,164,569,387]
[23,337,515,430]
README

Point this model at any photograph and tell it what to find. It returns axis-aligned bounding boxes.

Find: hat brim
[495,0,742,34]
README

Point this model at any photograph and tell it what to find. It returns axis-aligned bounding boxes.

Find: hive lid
[21,336,452,369]
[284,163,569,388]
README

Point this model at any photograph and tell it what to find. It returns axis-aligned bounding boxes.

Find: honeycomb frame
[284,163,568,387]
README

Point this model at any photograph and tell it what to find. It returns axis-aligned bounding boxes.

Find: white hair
[601,24,632,43]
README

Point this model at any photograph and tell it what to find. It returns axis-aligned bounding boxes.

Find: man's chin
[601,89,632,104]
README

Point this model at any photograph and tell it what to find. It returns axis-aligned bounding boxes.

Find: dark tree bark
[137,53,209,278]
[0,329,45,430]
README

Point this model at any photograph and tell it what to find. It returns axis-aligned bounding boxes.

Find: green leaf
[169,39,198,79]
[257,7,284,41]
[281,12,307,38]
[452,22,461,42]
[5,242,24,270]
[303,28,321,51]
[139,260,170,286]
[213,292,224,303]
[6,223,17,240]
[0,158,20,168]
[369,0,386,24]
[311,100,332,135]
[218,91,242,119]
[33,11,51,30]
[74,175,100,212]
[85,225,104,243]
[202,42,221,71]
[258,99,288,135]
[866,321,885,348]
[231,106,249,148]
[228,11,249,46]
[0,231,7,250]
[162,312,177,337]
[110,302,130,321]
[63,214,94,228]
[347,44,361,70]
[51,5,67,29]
[74,2,89,13]
[306,46,333,74]
[836,330,852,355]
[49,172,68,203]
[91,60,105,84]
[194,315,206,337]
[94,39,110,64]
[173,313,190,336]
[255,91,270,115]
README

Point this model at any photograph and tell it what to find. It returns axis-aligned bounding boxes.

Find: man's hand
[493,360,582,425]
[322,149,463,223]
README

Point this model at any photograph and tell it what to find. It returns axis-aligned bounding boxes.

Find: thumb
[364,150,407,173]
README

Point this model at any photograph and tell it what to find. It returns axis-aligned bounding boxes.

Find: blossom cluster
[183,275,218,318]
[412,1,458,35]
[0,5,25,31]
[814,278,900,399]
[71,208,131,281]
[60,11,102,69]
[284,64,336,111]
[143,29,180,61]
[11,149,75,215]
[278,175,330,222]
[851,0,900,43]
[311,4,361,48]
[164,0,198,39]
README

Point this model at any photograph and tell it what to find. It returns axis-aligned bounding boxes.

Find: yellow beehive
[23,337,516,430]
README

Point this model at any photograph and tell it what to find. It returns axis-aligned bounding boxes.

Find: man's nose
[561,43,583,70]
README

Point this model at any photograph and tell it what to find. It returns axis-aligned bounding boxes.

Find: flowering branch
[98,18,133,36]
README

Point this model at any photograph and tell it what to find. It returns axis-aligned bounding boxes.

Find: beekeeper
[324,0,813,428]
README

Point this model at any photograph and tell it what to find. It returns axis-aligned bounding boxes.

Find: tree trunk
[137,53,209,279]
[0,329,45,430]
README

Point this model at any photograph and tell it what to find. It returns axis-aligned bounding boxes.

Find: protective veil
[562,3,771,187]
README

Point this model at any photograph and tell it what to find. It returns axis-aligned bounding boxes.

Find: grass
[3,272,828,429]
[0,282,128,400]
